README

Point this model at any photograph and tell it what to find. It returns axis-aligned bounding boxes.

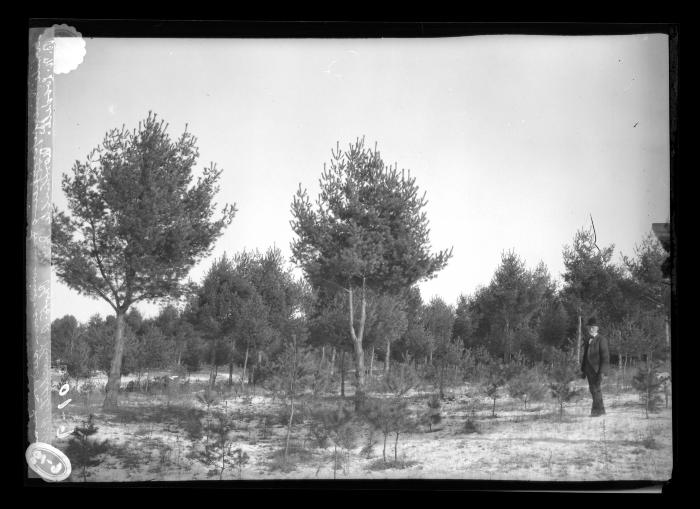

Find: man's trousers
[584,361,606,416]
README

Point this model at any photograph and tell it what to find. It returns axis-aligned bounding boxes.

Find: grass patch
[641,436,662,450]
[108,441,148,471]
[264,441,315,473]
[105,406,145,424]
[462,420,480,434]
[610,399,640,409]
[366,458,420,471]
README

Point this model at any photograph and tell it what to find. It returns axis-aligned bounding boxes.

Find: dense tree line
[51,225,669,387]
[51,114,670,403]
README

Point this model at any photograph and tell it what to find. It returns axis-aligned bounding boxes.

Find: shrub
[78,379,96,409]
[181,407,206,440]
[431,337,464,398]
[308,418,331,449]
[361,397,416,464]
[147,437,174,474]
[658,371,671,408]
[463,418,480,434]
[258,414,274,440]
[252,362,277,387]
[172,363,189,380]
[311,368,333,398]
[187,411,237,480]
[308,402,358,477]
[231,448,250,479]
[196,388,220,411]
[548,348,583,420]
[63,414,109,481]
[483,362,507,417]
[471,346,493,382]
[462,394,480,434]
[507,366,547,410]
[366,458,419,471]
[111,442,143,472]
[264,441,313,473]
[277,404,307,426]
[381,363,422,396]
[632,362,664,418]
[360,428,379,459]
[424,394,442,432]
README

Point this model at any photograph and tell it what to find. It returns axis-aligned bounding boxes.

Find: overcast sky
[50,34,670,322]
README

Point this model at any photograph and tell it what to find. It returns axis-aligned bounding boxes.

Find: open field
[50,368,672,482]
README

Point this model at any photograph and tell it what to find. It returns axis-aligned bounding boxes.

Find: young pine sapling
[548,348,582,421]
[362,397,414,464]
[507,366,547,410]
[64,414,109,481]
[632,362,665,418]
[483,362,507,418]
[425,393,442,432]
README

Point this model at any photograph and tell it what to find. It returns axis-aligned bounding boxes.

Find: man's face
[588,325,599,337]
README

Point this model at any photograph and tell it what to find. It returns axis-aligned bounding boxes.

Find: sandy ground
[49,371,672,483]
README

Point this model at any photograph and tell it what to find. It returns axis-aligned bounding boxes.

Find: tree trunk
[576,313,582,365]
[504,320,510,363]
[320,346,325,369]
[369,346,374,379]
[340,350,346,397]
[617,354,623,391]
[284,334,297,464]
[348,283,367,406]
[330,347,336,377]
[384,338,391,375]
[228,337,235,386]
[220,447,225,480]
[665,318,670,349]
[209,338,218,389]
[284,398,294,463]
[382,433,387,463]
[103,311,127,409]
[242,345,249,388]
[439,368,445,399]
[394,432,399,462]
[253,350,262,394]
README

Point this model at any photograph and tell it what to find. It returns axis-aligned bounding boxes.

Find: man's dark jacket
[581,333,610,377]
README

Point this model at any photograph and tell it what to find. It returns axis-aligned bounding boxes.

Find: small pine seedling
[64,414,109,481]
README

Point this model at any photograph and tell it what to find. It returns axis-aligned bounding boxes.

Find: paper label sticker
[26,442,72,482]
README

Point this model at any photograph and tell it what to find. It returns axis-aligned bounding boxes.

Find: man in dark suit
[581,316,610,417]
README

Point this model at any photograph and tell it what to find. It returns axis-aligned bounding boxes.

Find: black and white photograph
[26,22,675,484]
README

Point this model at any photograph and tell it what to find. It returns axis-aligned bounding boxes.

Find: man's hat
[586,316,598,327]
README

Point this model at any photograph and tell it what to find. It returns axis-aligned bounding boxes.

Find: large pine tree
[290,138,451,402]
[561,228,621,364]
[52,113,235,408]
